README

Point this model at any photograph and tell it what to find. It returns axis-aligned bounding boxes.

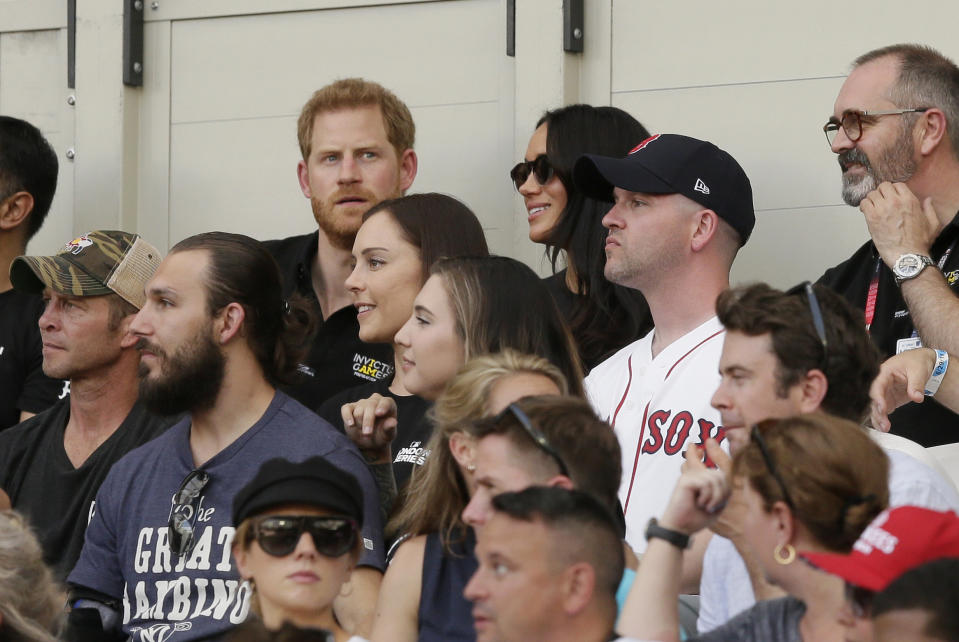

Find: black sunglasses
[252,515,358,558]
[786,281,829,369]
[750,422,796,510]
[502,403,570,477]
[509,154,555,191]
[169,469,210,557]
[844,581,874,618]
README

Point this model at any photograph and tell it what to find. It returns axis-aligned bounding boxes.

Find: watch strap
[645,517,691,549]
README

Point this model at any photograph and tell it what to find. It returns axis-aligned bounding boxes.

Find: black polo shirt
[817,212,959,446]
[263,232,394,410]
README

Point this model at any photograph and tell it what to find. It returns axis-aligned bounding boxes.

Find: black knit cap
[573,133,755,245]
[232,456,364,527]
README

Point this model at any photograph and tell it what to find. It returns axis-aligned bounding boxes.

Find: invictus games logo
[352,354,393,382]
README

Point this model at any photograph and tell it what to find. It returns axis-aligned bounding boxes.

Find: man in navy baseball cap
[572,134,756,566]
[574,133,755,245]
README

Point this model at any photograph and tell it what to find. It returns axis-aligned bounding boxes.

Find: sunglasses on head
[252,515,358,558]
[509,154,555,191]
[501,403,570,477]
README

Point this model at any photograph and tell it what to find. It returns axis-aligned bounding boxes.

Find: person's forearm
[902,270,959,355]
[617,537,683,642]
[368,461,398,526]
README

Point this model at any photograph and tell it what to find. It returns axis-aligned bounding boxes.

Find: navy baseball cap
[573,134,755,245]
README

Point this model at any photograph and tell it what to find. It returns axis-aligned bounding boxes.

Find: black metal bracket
[506,0,515,57]
[123,0,145,87]
[67,0,76,88]
[563,0,584,53]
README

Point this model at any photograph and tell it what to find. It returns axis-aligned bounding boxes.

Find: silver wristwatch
[892,253,934,286]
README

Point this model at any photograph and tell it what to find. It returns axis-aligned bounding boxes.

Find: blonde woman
[371,350,569,642]
[230,457,368,642]
[0,510,64,641]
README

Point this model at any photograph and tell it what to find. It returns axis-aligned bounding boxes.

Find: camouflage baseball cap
[10,230,162,309]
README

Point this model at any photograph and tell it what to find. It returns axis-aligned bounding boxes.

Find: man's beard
[840,126,917,206]
[137,329,225,417]
[311,185,399,250]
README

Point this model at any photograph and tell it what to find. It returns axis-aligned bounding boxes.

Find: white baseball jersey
[585,316,727,553]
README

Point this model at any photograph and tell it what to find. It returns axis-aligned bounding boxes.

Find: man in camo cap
[0,230,175,579]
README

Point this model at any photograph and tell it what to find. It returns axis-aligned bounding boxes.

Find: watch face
[895,254,924,278]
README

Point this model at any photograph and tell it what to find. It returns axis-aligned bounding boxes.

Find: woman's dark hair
[362,192,490,282]
[432,256,585,397]
[536,105,654,369]
[171,232,315,386]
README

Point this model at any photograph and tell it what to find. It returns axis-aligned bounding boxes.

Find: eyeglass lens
[255,516,357,558]
[509,155,553,190]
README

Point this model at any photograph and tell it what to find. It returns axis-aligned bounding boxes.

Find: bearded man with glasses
[817,43,959,447]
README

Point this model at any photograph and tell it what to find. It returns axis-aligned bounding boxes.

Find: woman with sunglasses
[619,413,890,641]
[370,350,572,642]
[318,193,489,491]
[512,105,653,371]
[230,456,369,641]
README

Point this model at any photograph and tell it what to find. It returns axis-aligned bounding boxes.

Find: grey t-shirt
[692,596,804,642]
[68,391,384,641]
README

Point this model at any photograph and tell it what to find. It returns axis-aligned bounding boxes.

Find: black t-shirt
[263,232,394,409]
[542,269,653,373]
[0,398,175,579]
[0,289,66,429]
[818,213,959,446]
[317,378,432,489]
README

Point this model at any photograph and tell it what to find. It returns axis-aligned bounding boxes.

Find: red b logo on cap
[629,134,662,155]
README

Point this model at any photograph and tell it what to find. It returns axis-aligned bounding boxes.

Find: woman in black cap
[230,456,368,642]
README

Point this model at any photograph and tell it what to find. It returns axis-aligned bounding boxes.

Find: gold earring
[774,543,796,565]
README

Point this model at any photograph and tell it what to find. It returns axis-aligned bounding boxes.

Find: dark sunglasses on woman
[509,154,555,191]
[252,515,358,558]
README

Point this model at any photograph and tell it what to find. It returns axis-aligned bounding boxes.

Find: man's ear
[448,431,475,469]
[216,302,246,344]
[690,209,719,252]
[560,562,596,616]
[918,108,947,157]
[546,475,575,491]
[296,159,313,199]
[796,368,828,413]
[0,191,34,232]
[398,149,418,192]
[118,314,139,349]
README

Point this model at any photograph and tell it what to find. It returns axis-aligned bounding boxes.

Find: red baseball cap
[802,506,959,591]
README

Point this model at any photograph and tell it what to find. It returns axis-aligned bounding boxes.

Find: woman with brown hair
[318,193,489,489]
[619,413,890,641]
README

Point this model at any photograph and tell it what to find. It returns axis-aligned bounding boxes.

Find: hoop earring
[774,543,796,565]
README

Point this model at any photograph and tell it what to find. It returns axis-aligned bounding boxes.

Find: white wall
[2,0,959,289]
